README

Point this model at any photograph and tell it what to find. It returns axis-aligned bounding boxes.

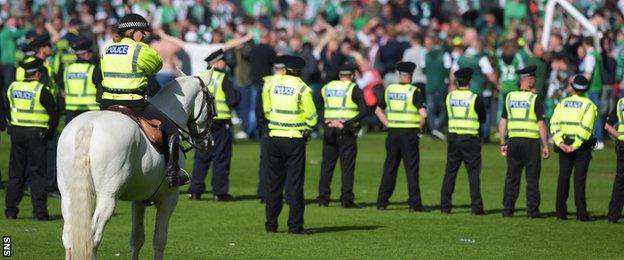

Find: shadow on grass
[311,225,383,234]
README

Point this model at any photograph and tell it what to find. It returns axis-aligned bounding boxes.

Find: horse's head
[186,75,215,154]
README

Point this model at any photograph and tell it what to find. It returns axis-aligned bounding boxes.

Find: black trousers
[189,125,232,196]
[257,133,269,198]
[265,137,306,232]
[440,134,483,212]
[608,141,624,222]
[377,128,423,208]
[318,127,358,203]
[5,127,48,218]
[556,147,592,219]
[502,138,541,217]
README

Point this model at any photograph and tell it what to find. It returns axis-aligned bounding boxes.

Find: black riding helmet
[117,13,151,34]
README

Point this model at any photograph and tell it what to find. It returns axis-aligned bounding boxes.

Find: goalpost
[540,0,602,51]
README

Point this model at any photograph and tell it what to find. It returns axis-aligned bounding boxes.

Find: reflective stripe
[325,108,358,112]
[132,44,142,73]
[103,72,145,78]
[66,93,97,97]
[269,121,307,127]
[272,108,300,114]
[388,120,421,126]
[13,119,49,125]
[508,128,540,133]
[448,116,479,121]
[11,108,48,115]
[558,121,592,132]
[449,127,479,131]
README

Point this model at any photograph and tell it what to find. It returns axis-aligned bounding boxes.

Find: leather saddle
[106,105,164,150]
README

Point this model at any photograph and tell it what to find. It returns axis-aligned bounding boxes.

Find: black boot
[165,134,189,187]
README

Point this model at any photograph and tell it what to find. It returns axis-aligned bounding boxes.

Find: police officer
[21,34,61,198]
[550,75,597,221]
[188,49,241,201]
[263,55,317,234]
[257,56,286,203]
[4,58,58,220]
[375,61,429,212]
[60,36,101,123]
[99,13,188,187]
[316,63,368,208]
[605,95,624,223]
[498,65,550,218]
[440,68,486,215]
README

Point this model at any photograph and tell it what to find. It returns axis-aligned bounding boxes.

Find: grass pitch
[0,132,623,259]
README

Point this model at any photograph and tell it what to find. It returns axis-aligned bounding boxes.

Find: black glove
[302,130,311,142]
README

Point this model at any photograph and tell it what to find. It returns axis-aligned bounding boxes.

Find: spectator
[423,33,447,140]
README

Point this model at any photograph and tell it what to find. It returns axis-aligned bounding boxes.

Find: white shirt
[581,48,596,76]
[182,43,224,76]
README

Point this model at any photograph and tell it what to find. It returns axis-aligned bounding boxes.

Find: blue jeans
[244,85,259,137]
[154,72,176,89]
[426,90,446,132]
[588,92,603,141]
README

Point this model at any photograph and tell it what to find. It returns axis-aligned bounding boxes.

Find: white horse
[57,75,214,260]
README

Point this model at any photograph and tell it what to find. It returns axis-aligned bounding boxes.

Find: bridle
[177,76,216,153]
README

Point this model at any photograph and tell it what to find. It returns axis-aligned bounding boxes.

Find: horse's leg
[130,201,147,260]
[60,191,72,260]
[91,196,116,252]
[153,189,179,260]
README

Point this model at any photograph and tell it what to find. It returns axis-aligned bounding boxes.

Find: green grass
[0,132,623,259]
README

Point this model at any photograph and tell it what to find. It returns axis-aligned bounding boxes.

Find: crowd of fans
[1,0,624,149]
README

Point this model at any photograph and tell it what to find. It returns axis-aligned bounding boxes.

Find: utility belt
[269,129,311,140]
[447,133,479,140]
[555,136,597,152]
[102,86,146,96]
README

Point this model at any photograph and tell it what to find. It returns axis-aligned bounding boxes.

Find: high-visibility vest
[550,95,596,149]
[101,39,149,100]
[506,91,539,139]
[322,80,359,121]
[16,58,58,98]
[6,81,49,128]
[198,69,230,120]
[266,75,310,132]
[446,89,479,135]
[64,62,99,111]
[385,83,421,128]
[615,97,624,141]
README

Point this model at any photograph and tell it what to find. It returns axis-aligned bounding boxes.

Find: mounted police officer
[499,65,550,219]
[4,58,58,220]
[99,13,188,187]
[375,61,430,212]
[440,68,486,215]
[61,36,101,123]
[188,49,241,201]
[550,74,597,221]
[263,55,317,234]
[316,63,369,208]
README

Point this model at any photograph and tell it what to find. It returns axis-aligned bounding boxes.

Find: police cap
[338,63,357,75]
[284,55,306,70]
[28,33,51,49]
[571,74,589,92]
[396,61,416,75]
[204,49,224,64]
[19,43,34,56]
[117,13,151,34]
[21,57,44,73]
[516,65,537,77]
[71,37,93,54]
[453,67,473,81]
[273,55,286,69]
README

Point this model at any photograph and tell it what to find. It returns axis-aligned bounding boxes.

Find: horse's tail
[68,123,96,259]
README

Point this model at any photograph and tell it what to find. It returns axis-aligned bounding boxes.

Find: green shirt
[0,26,30,65]
[530,57,548,97]
[458,54,486,95]
[423,46,447,92]
[589,50,603,93]
[497,56,521,95]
